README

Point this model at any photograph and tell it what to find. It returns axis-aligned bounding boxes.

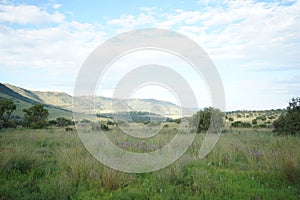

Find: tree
[273,97,300,135]
[23,104,49,129]
[56,117,74,127]
[0,99,16,128]
[190,107,224,133]
[48,119,58,126]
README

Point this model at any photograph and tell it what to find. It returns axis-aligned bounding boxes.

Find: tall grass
[0,127,299,199]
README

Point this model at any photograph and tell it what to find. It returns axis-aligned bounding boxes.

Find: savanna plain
[0,122,299,200]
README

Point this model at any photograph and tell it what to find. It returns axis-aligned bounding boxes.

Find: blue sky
[0,0,299,110]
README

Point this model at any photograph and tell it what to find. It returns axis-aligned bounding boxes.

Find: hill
[0,83,72,119]
[1,83,196,119]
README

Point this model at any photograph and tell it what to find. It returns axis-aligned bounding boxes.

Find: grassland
[0,126,299,200]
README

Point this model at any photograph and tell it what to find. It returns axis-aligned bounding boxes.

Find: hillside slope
[4,83,73,110]
[3,83,195,118]
[0,83,72,119]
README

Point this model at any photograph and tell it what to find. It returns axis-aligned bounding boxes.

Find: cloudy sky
[0,0,299,111]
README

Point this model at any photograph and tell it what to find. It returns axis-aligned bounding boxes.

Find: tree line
[1,97,300,135]
[188,98,300,135]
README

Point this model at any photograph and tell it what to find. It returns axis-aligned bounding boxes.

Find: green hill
[0,83,72,119]
[4,83,73,110]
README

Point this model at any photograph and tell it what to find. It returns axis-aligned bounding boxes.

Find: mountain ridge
[1,83,196,119]
[0,83,73,119]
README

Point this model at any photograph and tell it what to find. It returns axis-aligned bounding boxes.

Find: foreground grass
[0,127,299,199]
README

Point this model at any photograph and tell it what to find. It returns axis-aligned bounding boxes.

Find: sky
[0,0,299,111]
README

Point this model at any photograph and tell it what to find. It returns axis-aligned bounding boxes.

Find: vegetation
[231,121,252,128]
[56,117,74,127]
[0,127,299,199]
[190,107,224,133]
[273,97,300,135]
[91,121,110,131]
[23,104,49,129]
[1,84,300,199]
[0,99,16,128]
[97,111,172,123]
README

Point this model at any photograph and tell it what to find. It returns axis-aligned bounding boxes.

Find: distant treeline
[96,111,173,123]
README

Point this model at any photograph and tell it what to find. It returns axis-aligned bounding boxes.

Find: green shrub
[273,97,300,135]
[56,117,74,127]
[190,107,224,133]
[231,121,252,128]
[0,99,17,129]
[23,104,49,129]
[256,115,267,121]
[173,118,181,124]
[48,119,57,126]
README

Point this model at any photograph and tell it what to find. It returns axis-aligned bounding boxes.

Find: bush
[91,122,110,131]
[100,124,110,131]
[106,120,115,125]
[268,116,276,120]
[173,118,181,124]
[273,97,300,135]
[23,104,49,129]
[0,99,16,128]
[231,121,252,128]
[190,107,224,133]
[56,117,74,127]
[48,119,58,126]
[257,115,267,121]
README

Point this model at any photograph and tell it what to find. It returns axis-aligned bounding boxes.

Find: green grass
[0,127,299,199]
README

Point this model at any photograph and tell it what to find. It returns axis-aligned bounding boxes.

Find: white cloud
[0,4,64,24]
[106,0,299,67]
[174,0,300,70]
[0,22,104,69]
[94,0,299,61]
[155,10,204,29]
[0,4,106,94]
[139,6,160,15]
[107,13,156,31]
[52,4,61,9]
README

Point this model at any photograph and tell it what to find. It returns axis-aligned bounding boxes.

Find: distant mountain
[1,83,197,119]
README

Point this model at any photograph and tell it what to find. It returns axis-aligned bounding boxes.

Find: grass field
[0,126,299,199]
